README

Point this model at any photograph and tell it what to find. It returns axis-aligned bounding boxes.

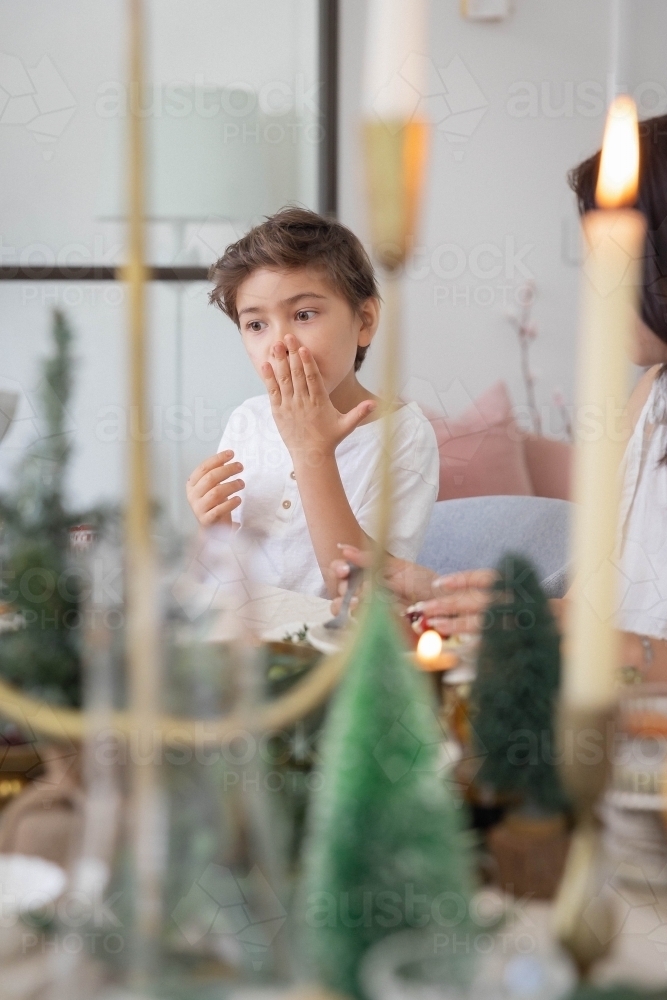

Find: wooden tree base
[488,812,570,900]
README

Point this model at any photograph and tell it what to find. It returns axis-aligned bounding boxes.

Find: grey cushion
[416,496,573,598]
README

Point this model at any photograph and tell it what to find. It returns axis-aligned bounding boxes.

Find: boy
[186,207,438,597]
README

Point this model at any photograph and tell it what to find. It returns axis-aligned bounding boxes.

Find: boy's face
[236,267,377,393]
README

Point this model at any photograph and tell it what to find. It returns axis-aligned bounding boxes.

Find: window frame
[0,0,339,286]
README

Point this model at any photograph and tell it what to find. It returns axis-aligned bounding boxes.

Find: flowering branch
[506,281,542,435]
[552,388,574,443]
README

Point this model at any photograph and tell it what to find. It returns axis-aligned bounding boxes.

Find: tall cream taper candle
[565,96,645,710]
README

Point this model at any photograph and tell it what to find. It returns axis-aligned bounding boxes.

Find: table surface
[203,586,667,990]
[207,583,332,643]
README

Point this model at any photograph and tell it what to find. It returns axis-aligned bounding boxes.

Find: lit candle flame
[595,95,640,209]
[416,629,443,661]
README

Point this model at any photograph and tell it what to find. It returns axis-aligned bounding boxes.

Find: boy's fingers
[340,399,377,436]
[286,336,308,397]
[329,593,360,615]
[329,596,343,616]
[298,346,326,400]
[201,478,245,510]
[187,451,233,486]
[336,544,372,568]
[331,558,352,579]
[261,362,282,404]
[271,341,294,397]
[201,495,242,526]
[189,461,243,501]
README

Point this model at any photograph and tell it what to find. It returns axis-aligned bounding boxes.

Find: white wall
[3,0,667,526]
[339,0,667,431]
[0,0,319,528]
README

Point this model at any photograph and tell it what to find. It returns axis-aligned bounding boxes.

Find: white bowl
[0,854,67,917]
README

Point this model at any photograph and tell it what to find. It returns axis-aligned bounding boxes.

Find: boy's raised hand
[186,450,244,527]
[261,334,376,462]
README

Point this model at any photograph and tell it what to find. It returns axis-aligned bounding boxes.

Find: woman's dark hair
[568,113,667,345]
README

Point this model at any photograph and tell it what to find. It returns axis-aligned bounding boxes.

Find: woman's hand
[410,568,498,637]
[328,548,499,639]
[261,334,376,465]
[186,451,244,527]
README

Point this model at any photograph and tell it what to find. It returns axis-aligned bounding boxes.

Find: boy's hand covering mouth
[260,333,377,464]
[186,450,245,527]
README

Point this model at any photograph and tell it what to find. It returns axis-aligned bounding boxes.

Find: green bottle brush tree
[299,590,474,1000]
[470,553,567,814]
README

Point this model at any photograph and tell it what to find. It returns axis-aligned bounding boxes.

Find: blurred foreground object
[15,528,297,997]
[300,592,473,999]
[471,555,565,815]
[0,310,110,707]
[554,96,645,980]
[470,555,568,901]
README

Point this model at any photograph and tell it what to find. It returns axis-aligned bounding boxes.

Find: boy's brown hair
[208,206,379,371]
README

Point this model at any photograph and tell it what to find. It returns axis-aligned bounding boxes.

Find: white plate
[307,620,357,655]
[261,619,319,644]
[265,621,479,662]
[262,619,354,656]
[0,854,67,916]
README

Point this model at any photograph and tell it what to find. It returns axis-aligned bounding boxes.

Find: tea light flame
[416,629,443,662]
[595,95,640,209]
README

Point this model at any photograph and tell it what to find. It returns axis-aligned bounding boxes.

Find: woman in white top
[567,115,667,677]
[615,359,667,676]
[332,112,667,678]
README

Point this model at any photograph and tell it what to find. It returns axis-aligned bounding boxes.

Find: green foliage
[0,310,108,707]
[7,310,73,535]
[300,591,473,1000]
[0,537,82,705]
[471,553,566,813]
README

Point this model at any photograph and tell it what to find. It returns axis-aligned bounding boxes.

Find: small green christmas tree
[0,311,108,706]
[300,591,473,1000]
[470,553,566,814]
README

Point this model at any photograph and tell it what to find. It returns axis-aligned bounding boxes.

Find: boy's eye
[247,320,266,333]
[296,309,316,322]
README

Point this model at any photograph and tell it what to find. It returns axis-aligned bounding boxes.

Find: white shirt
[218,394,439,596]
[618,370,667,640]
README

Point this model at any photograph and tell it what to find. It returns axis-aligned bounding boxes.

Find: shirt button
[282,500,291,510]
[290,471,296,480]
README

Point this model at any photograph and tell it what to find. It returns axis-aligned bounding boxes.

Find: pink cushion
[425,381,534,502]
[522,433,572,501]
